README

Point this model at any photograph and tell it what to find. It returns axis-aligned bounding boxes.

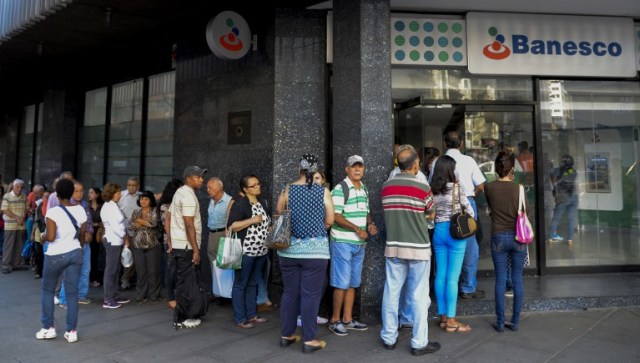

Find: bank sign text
[467,12,636,77]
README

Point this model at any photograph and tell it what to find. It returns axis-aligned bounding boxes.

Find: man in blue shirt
[206,177,232,299]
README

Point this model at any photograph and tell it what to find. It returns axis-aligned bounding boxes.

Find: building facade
[1,0,639,320]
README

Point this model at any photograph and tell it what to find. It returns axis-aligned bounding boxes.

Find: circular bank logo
[482,27,511,60]
[206,11,251,60]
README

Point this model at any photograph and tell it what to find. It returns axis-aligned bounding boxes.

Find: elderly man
[328,155,378,336]
[118,177,141,290]
[380,147,440,356]
[170,165,208,328]
[206,177,232,299]
[2,179,28,274]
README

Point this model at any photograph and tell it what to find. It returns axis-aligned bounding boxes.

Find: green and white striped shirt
[330,178,369,244]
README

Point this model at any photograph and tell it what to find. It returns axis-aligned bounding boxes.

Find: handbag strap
[60,205,80,233]
[518,184,526,213]
[451,184,465,215]
[281,184,290,211]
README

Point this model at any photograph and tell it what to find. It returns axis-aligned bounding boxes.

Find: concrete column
[332,0,392,322]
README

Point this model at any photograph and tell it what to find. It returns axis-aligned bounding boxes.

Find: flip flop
[446,322,472,333]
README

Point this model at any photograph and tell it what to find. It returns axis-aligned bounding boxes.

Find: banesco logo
[483,26,623,60]
[482,27,511,60]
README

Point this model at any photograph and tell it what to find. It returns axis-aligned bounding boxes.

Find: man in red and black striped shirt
[380,147,440,356]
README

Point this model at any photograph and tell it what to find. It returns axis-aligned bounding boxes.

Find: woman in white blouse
[36,178,87,343]
[100,183,131,309]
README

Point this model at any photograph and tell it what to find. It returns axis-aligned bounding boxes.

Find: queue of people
[1,134,535,356]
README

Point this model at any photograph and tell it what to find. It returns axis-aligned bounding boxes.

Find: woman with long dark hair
[431,155,474,333]
[484,150,528,332]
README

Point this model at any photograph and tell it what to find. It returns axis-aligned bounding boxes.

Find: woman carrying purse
[484,150,528,332]
[431,155,475,333]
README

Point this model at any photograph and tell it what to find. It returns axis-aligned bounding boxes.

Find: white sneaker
[64,330,78,343]
[36,327,57,340]
[181,319,201,328]
[54,296,60,305]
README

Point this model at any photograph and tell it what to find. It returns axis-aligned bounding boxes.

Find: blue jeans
[549,194,579,240]
[461,197,479,293]
[232,254,267,324]
[380,257,431,349]
[257,254,271,305]
[59,244,91,303]
[41,248,83,332]
[433,222,467,318]
[491,231,527,327]
[279,257,327,342]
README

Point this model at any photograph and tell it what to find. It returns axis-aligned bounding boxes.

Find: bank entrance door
[394,103,537,274]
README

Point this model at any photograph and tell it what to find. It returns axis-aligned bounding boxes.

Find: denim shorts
[330,240,366,289]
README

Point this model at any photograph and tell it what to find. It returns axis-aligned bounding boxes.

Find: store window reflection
[540,80,640,267]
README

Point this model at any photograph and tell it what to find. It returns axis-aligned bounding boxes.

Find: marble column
[332,0,392,322]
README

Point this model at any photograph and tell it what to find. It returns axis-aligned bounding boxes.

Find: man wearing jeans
[444,131,486,299]
[380,147,440,356]
[328,155,378,336]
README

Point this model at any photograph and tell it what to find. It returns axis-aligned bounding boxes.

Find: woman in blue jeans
[228,175,271,329]
[431,155,474,333]
[484,150,528,332]
[36,178,87,343]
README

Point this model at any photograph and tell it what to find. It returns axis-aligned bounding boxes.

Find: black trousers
[132,245,162,300]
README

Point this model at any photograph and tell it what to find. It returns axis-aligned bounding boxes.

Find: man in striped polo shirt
[328,155,378,336]
[380,147,440,356]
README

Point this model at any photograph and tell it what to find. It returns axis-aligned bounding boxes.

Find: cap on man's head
[182,166,208,179]
[347,155,364,167]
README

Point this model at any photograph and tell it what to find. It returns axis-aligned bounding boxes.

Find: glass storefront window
[78,88,107,189]
[107,79,143,186]
[144,71,175,193]
[392,67,533,102]
[539,80,640,267]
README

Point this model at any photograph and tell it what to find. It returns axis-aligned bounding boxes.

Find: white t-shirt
[45,205,87,256]
[170,185,201,250]
[445,149,486,197]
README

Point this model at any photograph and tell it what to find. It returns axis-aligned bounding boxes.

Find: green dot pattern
[391,17,466,65]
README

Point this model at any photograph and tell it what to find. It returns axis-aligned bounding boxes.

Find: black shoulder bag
[449,184,477,239]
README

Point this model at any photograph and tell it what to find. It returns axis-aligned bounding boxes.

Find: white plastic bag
[212,262,234,298]
[216,231,242,270]
[121,246,133,268]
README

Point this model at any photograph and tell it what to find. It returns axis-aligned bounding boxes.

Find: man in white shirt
[444,131,486,300]
[170,165,207,328]
[117,177,141,289]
